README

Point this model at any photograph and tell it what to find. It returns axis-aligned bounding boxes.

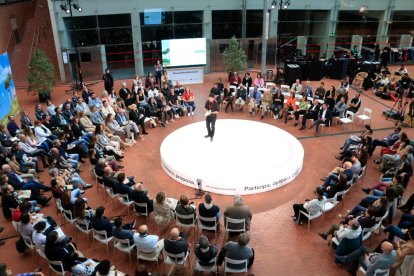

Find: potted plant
[223,36,247,79]
[28,49,55,102]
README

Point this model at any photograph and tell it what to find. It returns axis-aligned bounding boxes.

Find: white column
[131,8,144,76]
[47,0,66,82]
[203,10,212,73]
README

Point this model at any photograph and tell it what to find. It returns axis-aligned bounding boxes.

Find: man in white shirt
[34,120,56,145]
[101,100,115,119]
[318,219,362,242]
[292,187,324,224]
[18,134,49,168]
[134,224,164,256]
[291,79,303,94]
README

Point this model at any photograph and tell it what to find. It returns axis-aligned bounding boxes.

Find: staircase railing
[27,28,40,67]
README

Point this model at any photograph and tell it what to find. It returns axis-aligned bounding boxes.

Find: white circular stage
[160,119,304,195]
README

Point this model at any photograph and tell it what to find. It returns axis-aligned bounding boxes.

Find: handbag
[15,237,27,253]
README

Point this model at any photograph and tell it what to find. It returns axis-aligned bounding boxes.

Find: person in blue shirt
[112,217,136,245]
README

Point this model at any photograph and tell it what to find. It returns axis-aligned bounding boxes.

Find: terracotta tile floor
[1,66,414,275]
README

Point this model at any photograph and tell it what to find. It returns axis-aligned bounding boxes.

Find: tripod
[385,90,407,125]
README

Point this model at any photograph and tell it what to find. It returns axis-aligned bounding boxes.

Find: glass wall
[139,11,203,70]
[389,11,414,47]
[212,10,242,39]
[336,10,381,49]
[63,14,133,70]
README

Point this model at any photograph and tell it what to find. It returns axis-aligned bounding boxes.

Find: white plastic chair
[163,250,190,275]
[113,237,135,264]
[75,218,92,242]
[106,187,119,209]
[198,215,219,240]
[118,193,134,214]
[357,108,372,125]
[137,245,163,267]
[134,202,149,217]
[224,257,248,275]
[92,229,114,255]
[49,260,66,275]
[63,209,76,228]
[358,266,389,275]
[175,213,197,237]
[21,233,36,256]
[339,111,355,130]
[194,257,217,275]
[298,207,323,232]
[224,217,246,240]
[137,245,164,270]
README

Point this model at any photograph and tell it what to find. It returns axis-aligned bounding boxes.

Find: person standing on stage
[204,94,220,142]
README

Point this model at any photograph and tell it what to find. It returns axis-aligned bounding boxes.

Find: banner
[0,52,19,124]
[166,67,204,85]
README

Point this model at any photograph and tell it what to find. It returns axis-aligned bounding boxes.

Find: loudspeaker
[329,59,349,80]
[284,64,302,86]
[383,109,403,121]
[308,61,324,81]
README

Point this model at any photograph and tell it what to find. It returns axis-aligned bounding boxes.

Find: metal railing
[27,28,40,67]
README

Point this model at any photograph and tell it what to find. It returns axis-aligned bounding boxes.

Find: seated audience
[224,195,252,231]
[292,187,324,224]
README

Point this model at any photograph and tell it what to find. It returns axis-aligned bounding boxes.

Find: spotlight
[271,0,276,9]
[282,0,290,9]
[73,3,82,12]
[283,4,288,9]
[60,4,70,13]
[359,5,366,13]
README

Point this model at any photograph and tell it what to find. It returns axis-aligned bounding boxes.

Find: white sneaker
[175,114,179,118]
[187,113,190,117]
[273,115,277,119]
[191,112,194,116]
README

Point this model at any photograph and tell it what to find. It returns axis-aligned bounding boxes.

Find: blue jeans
[384,224,406,241]
[70,172,86,188]
[184,102,196,113]
[29,200,41,213]
[398,214,414,229]
[324,173,339,186]
[349,205,367,217]
[70,188,87,204]
[22,180,48,197]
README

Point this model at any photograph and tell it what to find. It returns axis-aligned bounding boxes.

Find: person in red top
[280,91,297,123]
[182,87,196,116]
[229,72,241,87]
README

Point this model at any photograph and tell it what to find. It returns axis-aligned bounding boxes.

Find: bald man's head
[381,241,394,253]
[170,228,180,239]
[103,166,112,176]
[343,161,353,169]
[138,225,148,236]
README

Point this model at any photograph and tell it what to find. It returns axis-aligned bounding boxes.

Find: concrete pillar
[203,10,212,73]
[399,35,413,49]
[351,35,363,52]
[47,0,66,82]
[376,2,394,46]
[297,36,307,56]
[268,8,278,39]
[326,0,340,59]
[131,9,144,77]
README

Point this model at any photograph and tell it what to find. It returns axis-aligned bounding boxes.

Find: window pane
[98,14,131,28]
[99,28,132,45]
[141,26,174,42]
[64,16,97,30]
[173,11,203,24]
[105,45,134,63]
[174,24,202,38]
[212,10,242,24]
[70,30,99,46]
[246,10,263,23]
[246,23,262,38]
[212,23,242,39]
